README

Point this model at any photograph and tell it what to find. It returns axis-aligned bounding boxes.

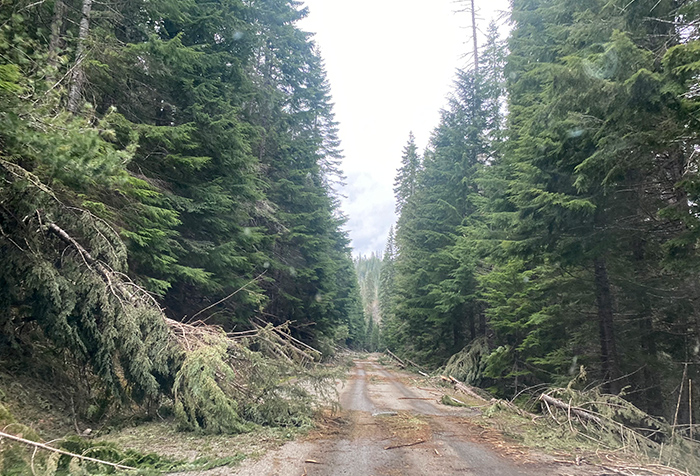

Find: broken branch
[538,393,602,425]
[0,430,136,471]
[384,439,426,450]
[385,350,406,368]
[441,375,488,402]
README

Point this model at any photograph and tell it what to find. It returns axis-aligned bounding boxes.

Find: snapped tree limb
[0,430,136,471]
[385,349,406,368]
[441,375,488,402]
[538,393,602,425]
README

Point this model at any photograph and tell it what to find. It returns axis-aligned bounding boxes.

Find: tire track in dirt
[230,358,597,476]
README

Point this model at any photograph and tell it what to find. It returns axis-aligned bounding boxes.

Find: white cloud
[300,0,510,255]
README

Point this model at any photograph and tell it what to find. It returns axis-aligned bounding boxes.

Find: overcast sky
[299,0,510,257]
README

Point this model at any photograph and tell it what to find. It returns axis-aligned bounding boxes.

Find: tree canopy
[0,0,363,426]
[379,0,700,428]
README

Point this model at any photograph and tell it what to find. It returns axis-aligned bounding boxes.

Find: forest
[0,0,366,440]
[378,0,700,435]
[3,0,700,470]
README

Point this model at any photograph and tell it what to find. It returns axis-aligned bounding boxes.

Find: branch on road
[538,393,601,425]
[384,439,426,450]
[441,375,489,402]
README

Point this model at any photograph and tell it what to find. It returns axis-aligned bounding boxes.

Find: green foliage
[0,162,176,402]
[355,253,383,351]
[394,133,422,213]
[0,0,362,433]
[174,343,251,434]
[443,337,489,386]
[382,0,700,430]
[0,64,20,92]
[388,39,505,366]
[173,328,336,434]
[440,395,468,407]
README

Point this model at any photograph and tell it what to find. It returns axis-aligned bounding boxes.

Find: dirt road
[232,358,597,476]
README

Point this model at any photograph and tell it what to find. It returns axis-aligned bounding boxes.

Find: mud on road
[231,358,600,476]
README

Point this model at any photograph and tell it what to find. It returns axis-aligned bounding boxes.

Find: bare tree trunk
[67,0,93,113]
[48,0,65,70]
[594,257,621,394]
[470,0,479,75]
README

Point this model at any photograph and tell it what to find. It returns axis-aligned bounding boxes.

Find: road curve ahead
[232,358,594,476]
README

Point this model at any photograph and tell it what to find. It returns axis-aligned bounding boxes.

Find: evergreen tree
[355,253,383,351]
[484,0,700,408]
[379,226,401,350]
[0,0,365,413]
[393,133,422,213]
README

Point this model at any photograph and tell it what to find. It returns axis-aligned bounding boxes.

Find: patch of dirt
[380,411,432,446]
[228,358,588,476]
[99,420,302,464]
[0,370,78,439]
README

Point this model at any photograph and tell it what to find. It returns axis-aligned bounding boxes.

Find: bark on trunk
[48,0,65,70]
[470,0,479,74]
[67,0,93,113]
[594,257,621,394]
[469,312,476,341]
[478,302,486,337]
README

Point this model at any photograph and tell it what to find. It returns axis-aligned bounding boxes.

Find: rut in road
[232,358,596,476]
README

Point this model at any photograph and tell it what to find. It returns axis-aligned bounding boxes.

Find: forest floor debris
[366,356,700,476]
[2,354,699,475]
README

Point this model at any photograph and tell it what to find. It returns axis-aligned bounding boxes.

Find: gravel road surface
[230,358,600,476]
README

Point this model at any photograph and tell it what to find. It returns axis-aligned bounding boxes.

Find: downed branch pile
[439,375,533,418]
[167,317,333,434]
[431,371,699,475]
[0,162,339,472]
[534,387,700,476]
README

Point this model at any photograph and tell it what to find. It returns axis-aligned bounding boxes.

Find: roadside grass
[0,399,302,475]
[97,419,308,464]
[0,358,336,475]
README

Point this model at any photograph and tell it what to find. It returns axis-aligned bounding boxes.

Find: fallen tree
[441,375,489,402]
[385,349,406,368]
[527,387,700,475]
[0,161,335,435]
[539,393,602,425]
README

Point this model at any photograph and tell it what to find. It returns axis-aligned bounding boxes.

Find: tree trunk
[594,257,621,394]
[470,0,479,75]
[67,0,93,113]
[468,311,476,341]
[478,301,486,337]
[48,0,65,70]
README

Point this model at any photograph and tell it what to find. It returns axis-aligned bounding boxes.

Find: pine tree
[0,0,365,415]
[379,227,400,350]
[394,133,422,213]
[489,0,700,406]
[355,253,383,351]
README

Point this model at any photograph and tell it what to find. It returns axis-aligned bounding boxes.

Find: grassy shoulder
[0,398,312,475]
[0,353,355,475]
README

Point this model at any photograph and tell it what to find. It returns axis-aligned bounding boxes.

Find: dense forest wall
[354,254,382,351]
[381,1,700,430]
[0,0,364,423]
